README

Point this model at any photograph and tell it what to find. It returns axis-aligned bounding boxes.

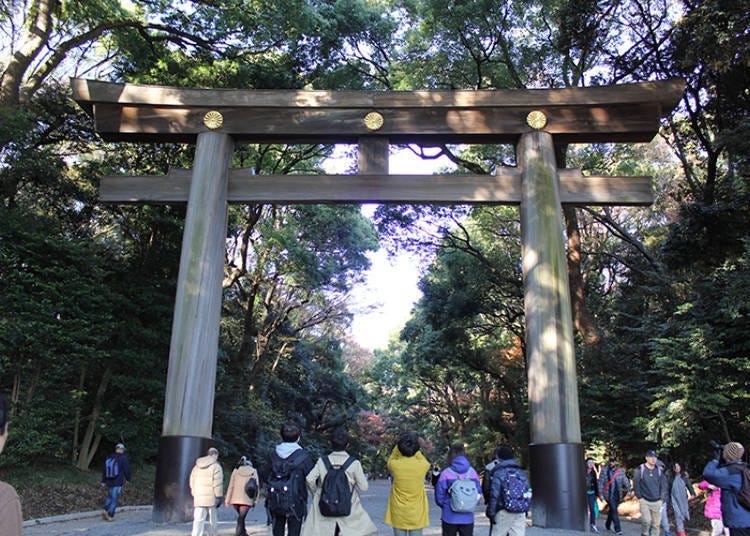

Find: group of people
[187,424,531,536]
[586,441,750,536]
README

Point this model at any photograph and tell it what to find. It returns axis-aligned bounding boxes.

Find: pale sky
[324,146,455,350]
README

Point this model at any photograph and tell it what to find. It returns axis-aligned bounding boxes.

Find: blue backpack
[499,467,532,513]
[104,455,119,479]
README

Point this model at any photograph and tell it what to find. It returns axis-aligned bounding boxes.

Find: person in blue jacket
[101,442,132,521]
[703,441,750,536]
[435,443,482,536]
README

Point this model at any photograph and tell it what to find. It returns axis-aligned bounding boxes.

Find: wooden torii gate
[72,77,684,529]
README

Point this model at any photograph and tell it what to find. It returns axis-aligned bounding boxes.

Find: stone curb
[22,505,152,527]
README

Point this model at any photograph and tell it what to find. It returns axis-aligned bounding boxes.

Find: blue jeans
[588,492,598,526]
[103,485,122,517]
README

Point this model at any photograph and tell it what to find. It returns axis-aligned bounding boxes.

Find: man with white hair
[190,447,224,536]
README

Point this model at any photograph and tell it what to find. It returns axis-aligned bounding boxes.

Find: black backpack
[319,456,355,517]
[267,451,304,516]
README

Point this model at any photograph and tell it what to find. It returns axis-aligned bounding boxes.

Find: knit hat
[497,446,514,460]
[115,443,125,450]
[723,442,745,462]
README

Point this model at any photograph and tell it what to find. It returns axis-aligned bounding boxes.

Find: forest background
[1,0,749,520]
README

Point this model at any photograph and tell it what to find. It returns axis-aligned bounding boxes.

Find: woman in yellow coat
[301,427,377,536]
[385,431,431,536]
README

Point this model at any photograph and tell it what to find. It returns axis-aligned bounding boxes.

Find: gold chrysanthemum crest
[364,111,384,131]
[203,110,224,130]
[526,110,547,130]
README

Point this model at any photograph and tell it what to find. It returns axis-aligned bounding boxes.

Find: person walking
[698,479,730,536]
[486,445,531,536]
[101,442,131,522]
[190,447,224,536]
[633,450,669,536]
[434,444,482,536]
[598,456,632,536]
[384,431,431,536]
[0,393,22,536]
[585,457,601,533]
[225,455,259,536]
[265,421,315,536]
[301,427,377,536]
[703,441,750,536]
[670,463,695,536]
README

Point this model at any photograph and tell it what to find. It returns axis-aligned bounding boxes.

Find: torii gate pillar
[152,132,233,522]
[519,131,585,529]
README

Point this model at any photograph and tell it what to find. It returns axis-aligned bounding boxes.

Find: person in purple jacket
[435,444,482,536]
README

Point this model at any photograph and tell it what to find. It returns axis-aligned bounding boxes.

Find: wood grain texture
[162,132,233,437]
[99,168,652,205]
[519,131,581,445]
[72,78,685,144]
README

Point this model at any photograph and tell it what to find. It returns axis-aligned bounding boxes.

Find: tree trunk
[76,366,113,471]
[0,0,58,106]
[563,205,600,345]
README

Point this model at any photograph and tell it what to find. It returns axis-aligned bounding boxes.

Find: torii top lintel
[71,78,684,146]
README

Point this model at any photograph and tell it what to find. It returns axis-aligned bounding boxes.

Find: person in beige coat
[301,427,377,536]
[0,393,22,536]
[190,447,224,536]
[225,455,259,536]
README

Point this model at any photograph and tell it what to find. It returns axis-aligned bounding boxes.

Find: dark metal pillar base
[529,442,586,530]
[152,435,211,523]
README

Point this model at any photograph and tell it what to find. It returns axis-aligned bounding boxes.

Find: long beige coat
[189,455,224,507]
[301,451,377,536]
[225,465,259,507]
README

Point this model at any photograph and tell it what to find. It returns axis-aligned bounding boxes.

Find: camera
[710,440,725,460]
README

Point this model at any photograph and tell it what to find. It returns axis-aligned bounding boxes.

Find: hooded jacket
[384,445,431,530]
[225,464,259,507]
[435,455,482,525]
[190,454,224,508]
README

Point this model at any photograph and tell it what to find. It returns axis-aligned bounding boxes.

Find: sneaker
[616,532,623,536]
[591,525,600,533]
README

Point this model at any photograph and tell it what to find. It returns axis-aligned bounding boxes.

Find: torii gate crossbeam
[72,77,684,530]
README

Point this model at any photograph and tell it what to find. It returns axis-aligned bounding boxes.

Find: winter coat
[434,455,482,525]
[486,458,529,518]
[671,474,694,521]
[384,445,431,530]
[225,465,258,507]
[598,465,631,503]
[101,452,131,488]
[698,480,723,520]
[703,459,750,529]
[301,450,378,536]
[190,455,224,508]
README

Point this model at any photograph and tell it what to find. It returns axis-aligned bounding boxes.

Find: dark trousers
[605,499,622,532]
[588,493,598,526]
[272,514,302,536]
[730,529,750,536]
[441,520,474,536]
